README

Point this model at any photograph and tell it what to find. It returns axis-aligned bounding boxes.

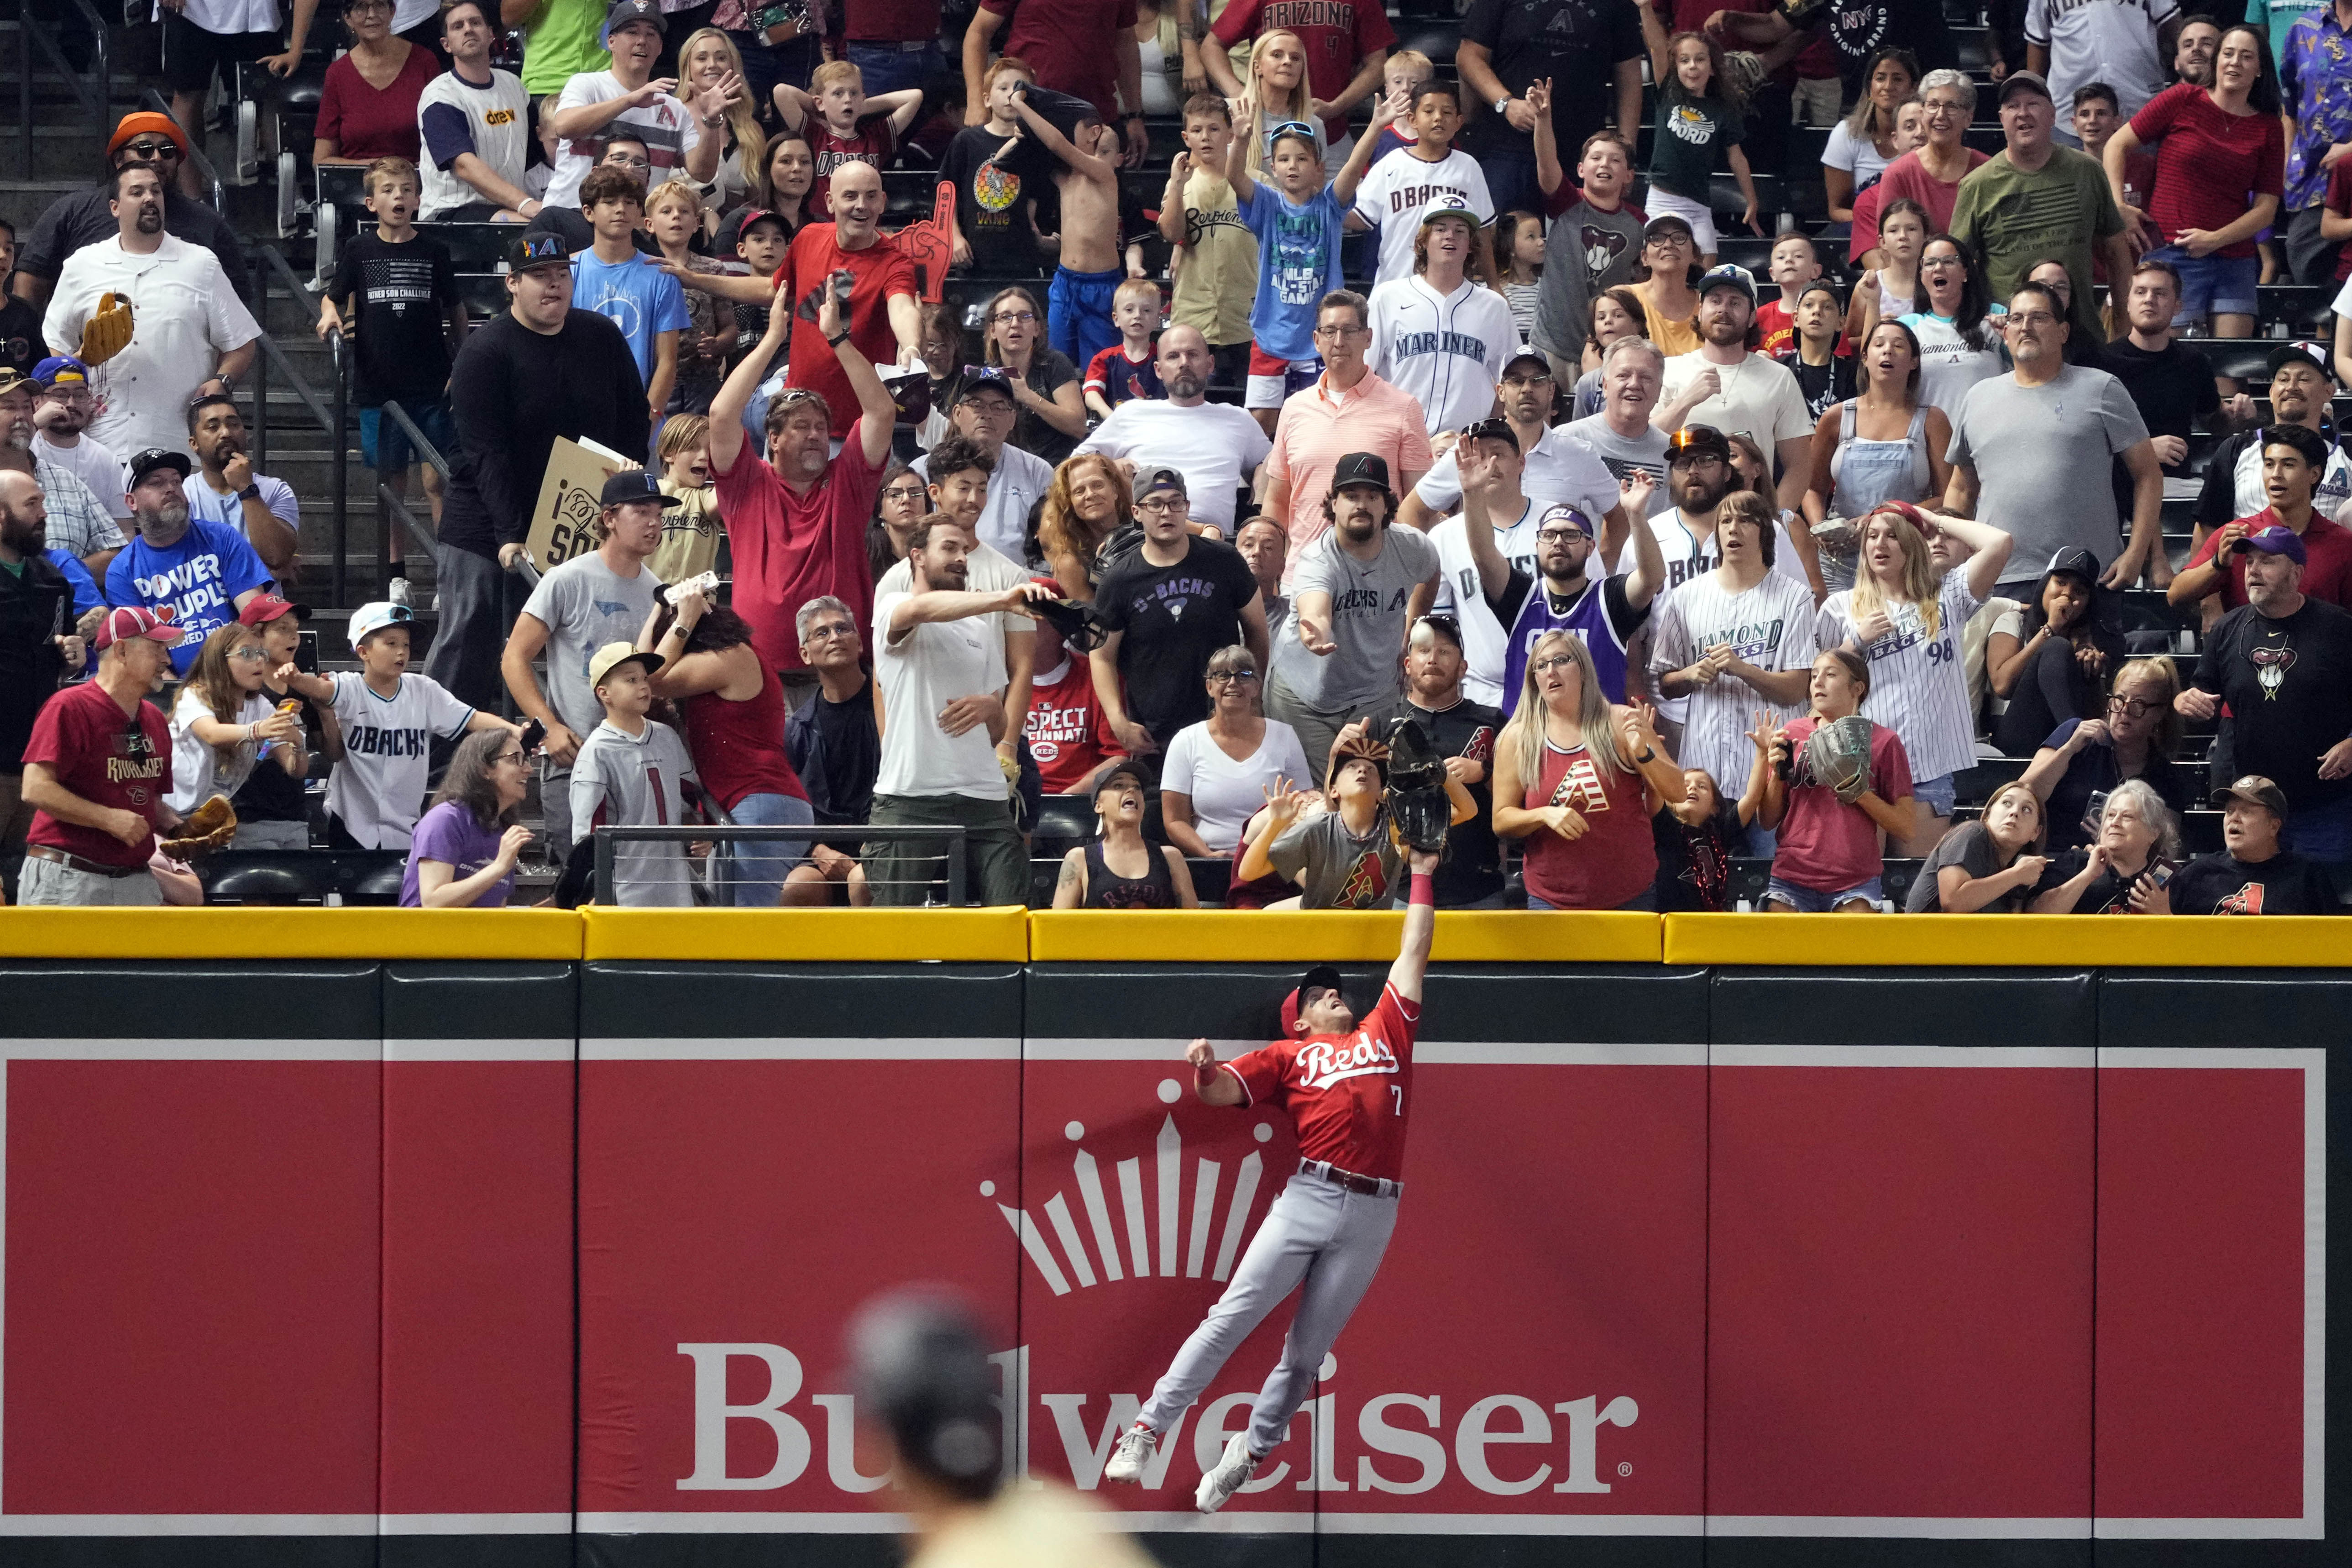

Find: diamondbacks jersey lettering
[323,671,477,848]
[1429,503,1539,704]
[1647,571,1818,790]
[1367,274,1522,435]
[1816,568,1985,781]
[1352,149,1495,288]
[1223,982,1420,1181]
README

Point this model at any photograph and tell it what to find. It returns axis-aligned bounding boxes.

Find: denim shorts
[1912,771,1957,817]
[2140,244,2260,323]
[361,398,456,473]
[1764,874,1884,912]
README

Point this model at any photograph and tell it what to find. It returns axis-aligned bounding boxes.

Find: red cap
[94,605,185,650]
[237,593,309,627]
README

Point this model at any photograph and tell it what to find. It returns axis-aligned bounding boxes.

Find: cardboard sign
[523,435,634,576]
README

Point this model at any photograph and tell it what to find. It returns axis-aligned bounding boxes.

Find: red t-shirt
[2184,509,2352,613]
[1770,714,1913,894]
[1213,0,1397,140]
[316,44,438,163]
[1023,650,1123,791]
[1520,739,1656,910]
[2128,83,2285,262]
[841,0,940,42]
[780,223,917,436]
[1867,148,1990,262]
[980,0,1140,126]
[808,117,899,223]
[22,680,170,868]
[715,417,888,674]
[1223,981,1420,1182]
[1757,297,1793,356]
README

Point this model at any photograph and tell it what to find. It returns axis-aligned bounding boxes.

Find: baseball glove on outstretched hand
[78,292,134,367]
[1377,717,1451,855]
[1801,714,1876,805]
[157,795,238,860]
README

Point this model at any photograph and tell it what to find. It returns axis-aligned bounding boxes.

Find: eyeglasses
[990,309,1039,325]
[605,155,652,170]
[1922,97,1969,118]
[1137,496,1187,513]
[228,646,268,662]
[2107,695,2158,719]
[807,621,856,640]
[879,483,927,503]
[494,750,527,766]
[1535,527,1587,545]
[347,0,393,13]
[120,139,183,160]
[1532,653,1578,673]
[1207,668,1258,684]
[2007,310,2061,328]
[1920,253,1966,268]
[1312,321,1367,340]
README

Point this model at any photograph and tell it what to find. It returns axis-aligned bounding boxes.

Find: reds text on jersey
[1223,984,1421,1182]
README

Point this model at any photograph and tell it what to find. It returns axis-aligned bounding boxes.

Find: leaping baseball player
[1105,842,1441,1513]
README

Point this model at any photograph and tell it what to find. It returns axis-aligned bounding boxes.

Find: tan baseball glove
[78,292,134,366]
[157,794,238,860]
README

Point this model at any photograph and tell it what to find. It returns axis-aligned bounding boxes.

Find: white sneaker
[388,577,414,607]
[1194,1432,1257,1514]
[1104,1422,1155,1484]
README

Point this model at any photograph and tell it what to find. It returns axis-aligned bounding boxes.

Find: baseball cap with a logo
[348,600,416,645]
[602,0,664,42]
[504,231,571,274]
[127,447,193,485]
[588,641,664,689]
[1415,193,1476,231]
[1697,262,1758,304]
[600,469,685,509]
[2241,524,2308,565]
[2212,775,2290,819]
[238,593,310,626]
[31,355,90,389]
[93,605,186,650]
[2267,340,2336,384]
[1330,451,1392,494]
[1281,964,1346,1037]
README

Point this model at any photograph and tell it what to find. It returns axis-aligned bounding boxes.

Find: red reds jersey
[1222,983,1420,1182]
[1022,652,1122,792]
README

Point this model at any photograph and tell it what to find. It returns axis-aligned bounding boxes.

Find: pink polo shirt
[1266,370,1434,583]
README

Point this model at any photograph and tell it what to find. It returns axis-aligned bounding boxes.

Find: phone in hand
[519,717,546,756]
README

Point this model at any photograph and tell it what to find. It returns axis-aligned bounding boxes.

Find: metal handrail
[17,0,110,179]
[252,243,351,603]
[138,86,224,211]
[592,826,974,908]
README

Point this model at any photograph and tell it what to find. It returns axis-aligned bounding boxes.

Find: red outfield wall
[0,915,2336,1568]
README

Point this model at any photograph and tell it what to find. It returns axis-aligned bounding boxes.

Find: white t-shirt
[183,472,300,545]
[1351,148,1496,291]
[35,431,130,521]
[168,686,276,814]
[165,0,278,33]
[875,536,1029,644]
[418,66,532,219]
[324,671,478,849]
[1366,274,1523,436]
[1901,308,2008,420]
[544,69,703,210]
[1414,423,1622,522]
[2027,0,2178,119]
[909,443,1053,565]
[1159,718,1315,854]
[873,590,1013,802]
[1074,399,1273,534]
[1822,121,1890,190]
[1816,567,1985,783]
[42,236,263,461]
[1427,499,1540,705]
[1645,568,1817,792]
[1658,350,1816,467]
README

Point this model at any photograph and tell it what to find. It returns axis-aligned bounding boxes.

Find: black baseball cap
[506,231,570,273]
[1136,465,1187,498]
[1330,451,1392,493]
[954,367,1018,405]
[1461,416,1519,452]
[602,0,664,39]
[2267,340,2336,384]
[1666,425,1732,466]
[127,447,193,485]
[1281,964,1346,1037]
[599,469,684,508]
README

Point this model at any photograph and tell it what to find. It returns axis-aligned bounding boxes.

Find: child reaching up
[1006,90,1130,378]
[1084,278,1165,415]
[1347,81,1493,292]
[774,59,923,221]
[1638,16,1759,267]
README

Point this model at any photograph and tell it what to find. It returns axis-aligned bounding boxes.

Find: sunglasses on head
[1266,119,1317,147]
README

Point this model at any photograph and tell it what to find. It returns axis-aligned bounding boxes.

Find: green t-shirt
[523,0,609,97]
[1649,89,1743,204]
[1948,144,2122,343]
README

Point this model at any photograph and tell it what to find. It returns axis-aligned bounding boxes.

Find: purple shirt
[398,800,516,907]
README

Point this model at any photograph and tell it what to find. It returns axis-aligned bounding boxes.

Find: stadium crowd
[5,0,2352,914]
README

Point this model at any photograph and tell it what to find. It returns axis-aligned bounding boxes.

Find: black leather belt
[26,844,142,878]
[1300,1158,1401,1198]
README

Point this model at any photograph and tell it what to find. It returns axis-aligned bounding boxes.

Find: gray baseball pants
[1136,1171,1399,1457]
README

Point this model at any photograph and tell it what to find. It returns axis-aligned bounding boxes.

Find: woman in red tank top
[642,587,811,906]
[1491,629,1687,910]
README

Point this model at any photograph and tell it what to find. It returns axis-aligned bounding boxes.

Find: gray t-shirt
[1565,413,1674,517]
[1944,365,2148,584]
[1903,819,2030,913]
[1270,804,1401,910]
[569,716,700,907]
[1533,199,1645,363]
[1274,524,1440,711]
[520,551,665,738]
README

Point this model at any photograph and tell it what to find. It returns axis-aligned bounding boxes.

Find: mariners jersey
[1367,274,1522,436]
[1224,983,1420,1181]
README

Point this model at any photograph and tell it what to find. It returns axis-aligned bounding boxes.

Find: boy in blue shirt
[1196,112,1383,435]
[104,449,270,677]
[571,164,690,428]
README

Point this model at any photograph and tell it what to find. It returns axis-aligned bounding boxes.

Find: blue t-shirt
[103,518,271,675]
[571,249,691,388]
[1238,180,1348,363]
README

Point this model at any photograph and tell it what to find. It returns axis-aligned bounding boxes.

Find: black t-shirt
[1779,0,1955,94]
[1458,0,1645,159]
[2032,847,2169,913]
[2166,850,2341,915]
[0,294,45,375]
[941,124,1040,278]
[2191,597,2352,810]
[1653,796,1749,912]
[1776,350,1855,423]
[2035,716,2190,851]
[808,676,880,850]
[2100,339,2218,467]
[1905,819,2031,912]
[231,676,331,824]
[329,230,461,404]
[1096,536,1262,745]
[1011,349,1082,465]
[1357,692,1508,907]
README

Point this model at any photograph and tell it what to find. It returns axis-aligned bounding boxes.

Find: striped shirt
[1647,569,1818,793]
[1816,568,1985,784]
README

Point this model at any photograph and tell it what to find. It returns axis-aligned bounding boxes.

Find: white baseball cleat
[1105,1422,1156,1484]
[1195,1432,1258,1514]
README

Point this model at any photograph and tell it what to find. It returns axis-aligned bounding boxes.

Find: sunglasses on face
[120,140,182,159]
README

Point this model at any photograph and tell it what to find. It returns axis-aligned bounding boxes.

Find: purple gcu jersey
[1499,574,1635,716]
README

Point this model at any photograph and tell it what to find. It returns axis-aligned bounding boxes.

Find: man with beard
[1654,265,1815,517]
[16,603,180,907]
[865,516,1053,907]
[1355,614,1509,906]
[1458,444,1665,715]
[0,470,90,881]
[1264,452,1443,776]
[1074,326,1271,540]
[43,165,260,461]
[1401,350,1629,533]
[2173,15,2221,86]
[103,447,269,677]
[180,393,298,578]
[711,276,901,707]
[12,112,246,312]
[0,367,120,577]
[30,357,131,549]
[2200,341,2352,535]
[1414,418,1546,705]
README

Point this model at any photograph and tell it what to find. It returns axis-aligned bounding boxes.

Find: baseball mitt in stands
[78,292,134,367]
[157,795,238,860]
[1801,714,1877,806]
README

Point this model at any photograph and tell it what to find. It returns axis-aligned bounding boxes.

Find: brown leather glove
[77,291,134,366]
[157,794,238,860]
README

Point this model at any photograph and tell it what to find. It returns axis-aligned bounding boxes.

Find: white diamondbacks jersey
[1352,149,1495,290]
[1632,510,1721,720]
[1412,423,1621,523]
[1367,275,1521,436]
[324,671,477,849]
[1428,499,1540,705]
[1816,567,1985,783]
[1645,569,1818,792]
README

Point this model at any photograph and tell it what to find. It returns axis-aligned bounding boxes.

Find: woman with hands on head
[1493,631,1687,911]
[1755,649,1917,912]
[2028,777,2182,913]
[401,728,535,909]
[1905,779,2049,912]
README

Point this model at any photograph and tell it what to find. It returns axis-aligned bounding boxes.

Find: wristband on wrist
[1409,871,1435,906]
[826,330,850,346]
